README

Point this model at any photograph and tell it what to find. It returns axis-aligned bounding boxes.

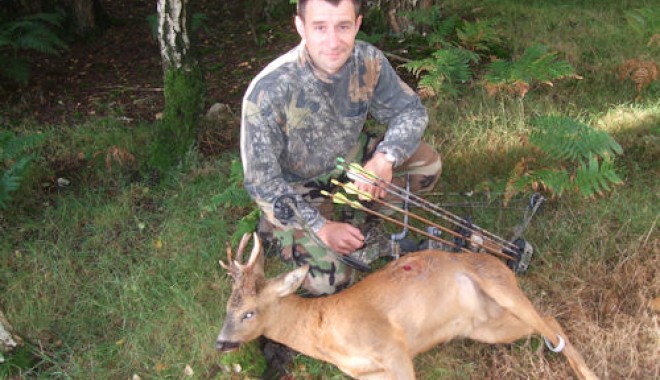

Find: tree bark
[157,0,190,72]
[67,0,103,36]
[0,309,22,361]
[364,0,432,33]
[153,0,205,170]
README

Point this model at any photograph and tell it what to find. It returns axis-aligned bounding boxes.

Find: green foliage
[625,7,660,47]
[0,12,67,84]
[401,4,443,30]
[484,44,577,97]
[207,158,253,211]
[426,15,460,48]
[0,131,45,209]
[0,345,36,378]
[457,20,501,53]
[506,115,624,199]
[529,115,623,162]
[357,30,384,44]
[206,157,259,244]
[151,65,206,172]
[403,47,479,99]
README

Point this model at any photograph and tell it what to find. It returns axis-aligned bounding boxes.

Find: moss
[151,63,206,172]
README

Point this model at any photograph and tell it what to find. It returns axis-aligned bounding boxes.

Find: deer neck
[261,295,336,360]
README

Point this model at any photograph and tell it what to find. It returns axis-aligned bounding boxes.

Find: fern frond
[426,15,460,47]
[484,44,577,97]
[0,131,45,161]
[0,156,31,208]
[231,209,260,245]
[574,155,623,197]
[457,20,501,53]
[206,158,253,212]
[403,47,477,99]
[530,168,572,197]
[529,115,623,162]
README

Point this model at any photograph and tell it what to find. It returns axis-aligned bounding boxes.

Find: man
[241,0,442,377]
[241,0,441,296]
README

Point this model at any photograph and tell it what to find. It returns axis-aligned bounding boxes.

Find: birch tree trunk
[0,309,22,362]
[364,0,432,33]
[153,0,205,170]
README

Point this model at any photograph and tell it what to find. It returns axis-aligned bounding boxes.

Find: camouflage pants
[259,135,442,296]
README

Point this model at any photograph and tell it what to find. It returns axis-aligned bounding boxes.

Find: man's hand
[354,152,394,200]
[317,221,364,255]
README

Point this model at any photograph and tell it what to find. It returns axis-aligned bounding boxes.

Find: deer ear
[268,265,309,297]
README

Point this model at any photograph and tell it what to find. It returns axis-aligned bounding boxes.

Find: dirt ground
[0,1,298,126]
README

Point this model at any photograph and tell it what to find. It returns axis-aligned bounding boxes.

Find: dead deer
[216,233,598,380]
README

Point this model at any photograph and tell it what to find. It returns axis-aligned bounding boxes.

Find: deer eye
[242,311,255,321]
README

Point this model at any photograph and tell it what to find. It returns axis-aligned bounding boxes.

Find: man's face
[295,0,362,75]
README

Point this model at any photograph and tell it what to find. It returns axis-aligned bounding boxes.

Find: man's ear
[294,15,305,41]
[356,15,363,32]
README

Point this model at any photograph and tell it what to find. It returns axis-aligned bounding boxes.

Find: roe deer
[216,233,598,380]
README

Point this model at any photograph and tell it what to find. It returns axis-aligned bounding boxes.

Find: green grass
[1,0,659,379]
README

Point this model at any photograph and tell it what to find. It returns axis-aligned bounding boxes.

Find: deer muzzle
[216,339,241,352]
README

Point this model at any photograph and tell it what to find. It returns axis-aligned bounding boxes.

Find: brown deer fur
[216,233,598,380]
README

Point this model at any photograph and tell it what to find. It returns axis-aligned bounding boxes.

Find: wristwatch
[383,152,396,165]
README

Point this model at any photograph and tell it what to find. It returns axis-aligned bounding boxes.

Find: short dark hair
[297,0,362,20]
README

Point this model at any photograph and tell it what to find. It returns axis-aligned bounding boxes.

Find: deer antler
[219,233,262,279]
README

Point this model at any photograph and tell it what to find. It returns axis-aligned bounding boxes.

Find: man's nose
[327,28,340,48]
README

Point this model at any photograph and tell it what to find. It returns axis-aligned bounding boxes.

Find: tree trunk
[0,309,22,362]
[153,0,205,171]
[8,0,109,37]
[364,0,432,33]
[67,0,108,36]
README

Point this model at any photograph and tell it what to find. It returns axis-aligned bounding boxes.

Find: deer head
[216,233,309,352]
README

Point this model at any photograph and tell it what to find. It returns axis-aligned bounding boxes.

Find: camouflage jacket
[241,40,428,231]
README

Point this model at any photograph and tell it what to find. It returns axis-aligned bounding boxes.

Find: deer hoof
[543,334,566,353]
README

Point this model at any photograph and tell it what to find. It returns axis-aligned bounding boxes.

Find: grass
[1,0,659,379]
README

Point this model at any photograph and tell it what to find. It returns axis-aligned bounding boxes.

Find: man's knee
[395,142,442,193]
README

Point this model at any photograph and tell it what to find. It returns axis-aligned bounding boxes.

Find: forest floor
[0,0,298,128]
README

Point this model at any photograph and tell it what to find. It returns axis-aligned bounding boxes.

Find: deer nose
[216,339,241,352]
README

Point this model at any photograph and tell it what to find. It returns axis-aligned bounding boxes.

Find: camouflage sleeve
[369,51,428,167]
[241,92,326,232]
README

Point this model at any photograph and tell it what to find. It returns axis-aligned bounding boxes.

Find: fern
[424,15,460,48]
[574,155,623,197]
[0,12,67,84]
[206,157,260,241]
[0,131,45,209]
[484,44,577,97]
[456,20,501,53]
[530,115,623,162]
[504,115,623,200]
[403,47,478,98]
[207,158,253,211]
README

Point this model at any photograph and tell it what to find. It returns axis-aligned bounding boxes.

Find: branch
[384,51,412,64]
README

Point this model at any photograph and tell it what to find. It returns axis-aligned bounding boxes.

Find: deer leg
[543,316,600,380]
[468,311,535,343]
[465,271,560,344]
[466,272,599,380]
